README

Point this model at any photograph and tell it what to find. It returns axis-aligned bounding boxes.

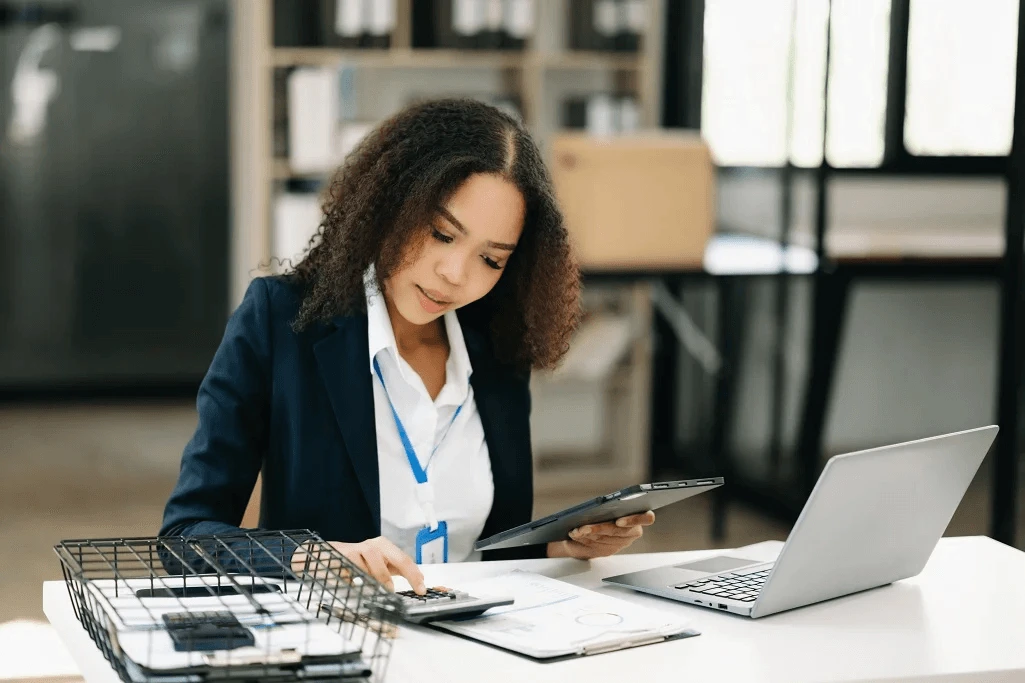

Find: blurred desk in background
[580,233,819,538]
[794,237,1005,526]
[583,229,1009,543]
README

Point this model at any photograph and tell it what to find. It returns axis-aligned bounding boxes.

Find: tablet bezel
[474,477,724,551]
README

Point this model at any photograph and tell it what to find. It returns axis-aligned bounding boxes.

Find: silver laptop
[603,426,998,618]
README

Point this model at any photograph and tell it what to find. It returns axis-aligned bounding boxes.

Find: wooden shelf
[272,48,527,69]
[540,51,641,71]
[234,0,665,310]
[271,47,641,71]
[272,158,330,180]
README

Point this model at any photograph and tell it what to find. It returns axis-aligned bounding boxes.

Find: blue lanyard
[372,357,464,484]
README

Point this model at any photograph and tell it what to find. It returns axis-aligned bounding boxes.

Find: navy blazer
[160,276,545,562]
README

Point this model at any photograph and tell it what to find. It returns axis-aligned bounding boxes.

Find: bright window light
[701,0,890,168]
[905,0,1018,156]
[790,0,829,168]
[826,0,891,167]
[701,0,794,166]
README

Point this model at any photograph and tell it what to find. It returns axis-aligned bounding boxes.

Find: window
[905,0,1018,157]
[701,0,794,166]
[702,0,891,168]
[825,0,890,167]
[789,0,830,167]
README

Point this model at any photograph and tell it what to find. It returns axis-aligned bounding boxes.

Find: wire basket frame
[54,529,403,682]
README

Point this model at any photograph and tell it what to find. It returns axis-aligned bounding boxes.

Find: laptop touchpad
[674,556,759,574]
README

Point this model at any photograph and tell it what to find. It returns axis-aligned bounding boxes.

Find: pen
[580,631,666,656]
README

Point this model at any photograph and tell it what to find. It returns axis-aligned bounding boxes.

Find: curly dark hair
[288,97,581,372]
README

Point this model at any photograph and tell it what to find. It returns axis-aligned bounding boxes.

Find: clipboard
[426,570,699,662]
[433,621,697,664]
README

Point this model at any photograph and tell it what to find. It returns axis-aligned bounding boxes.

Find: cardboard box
[549,131,716,270]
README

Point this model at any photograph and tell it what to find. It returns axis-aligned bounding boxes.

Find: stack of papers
[83,576,367,682]
[431,571,698,660]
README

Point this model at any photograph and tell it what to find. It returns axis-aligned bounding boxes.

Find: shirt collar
[364,267,472,405]
[365,267,396,373]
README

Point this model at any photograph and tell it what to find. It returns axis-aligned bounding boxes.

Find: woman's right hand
[330,537,426,595]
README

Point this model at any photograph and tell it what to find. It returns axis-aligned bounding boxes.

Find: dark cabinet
[0,0,229,388]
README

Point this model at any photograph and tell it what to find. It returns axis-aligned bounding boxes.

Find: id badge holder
[415,521,448,564]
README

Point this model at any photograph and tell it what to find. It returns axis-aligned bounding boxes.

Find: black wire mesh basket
[54,529,403,682]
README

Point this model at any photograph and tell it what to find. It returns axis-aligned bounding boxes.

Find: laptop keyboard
[675,567,772,602]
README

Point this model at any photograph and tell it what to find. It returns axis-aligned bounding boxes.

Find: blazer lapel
[313,315,380,531]
[462,322,521,538]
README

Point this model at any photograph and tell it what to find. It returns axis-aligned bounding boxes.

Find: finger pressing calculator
[392,586,514,624]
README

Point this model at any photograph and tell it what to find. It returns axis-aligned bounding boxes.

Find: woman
[160,98,655,594]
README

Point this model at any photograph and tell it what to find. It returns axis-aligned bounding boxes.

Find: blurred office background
[1,0,1024,678]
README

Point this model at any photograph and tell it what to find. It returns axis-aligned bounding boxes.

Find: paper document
[273,192,322,267]
[431,570,698,659]
[84,576,361,673]
[287,68,339,173]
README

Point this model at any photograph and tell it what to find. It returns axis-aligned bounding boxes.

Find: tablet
[473,477,724,552]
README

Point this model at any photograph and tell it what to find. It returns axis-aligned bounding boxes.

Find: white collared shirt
[366,273,495,563]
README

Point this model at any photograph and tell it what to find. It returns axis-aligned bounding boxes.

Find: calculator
[391,586,514,624]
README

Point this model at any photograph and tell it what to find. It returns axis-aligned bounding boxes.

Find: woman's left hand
[547,511,656,560]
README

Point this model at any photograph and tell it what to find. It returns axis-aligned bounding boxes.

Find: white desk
[45,537,1025,683]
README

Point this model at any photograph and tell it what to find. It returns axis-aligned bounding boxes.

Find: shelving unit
[230,0,664,304]
[230,0,668,508]
[530,282,654,496]
[269,47,643,70]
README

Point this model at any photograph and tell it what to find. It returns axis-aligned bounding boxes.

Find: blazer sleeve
[159,278,295,574]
